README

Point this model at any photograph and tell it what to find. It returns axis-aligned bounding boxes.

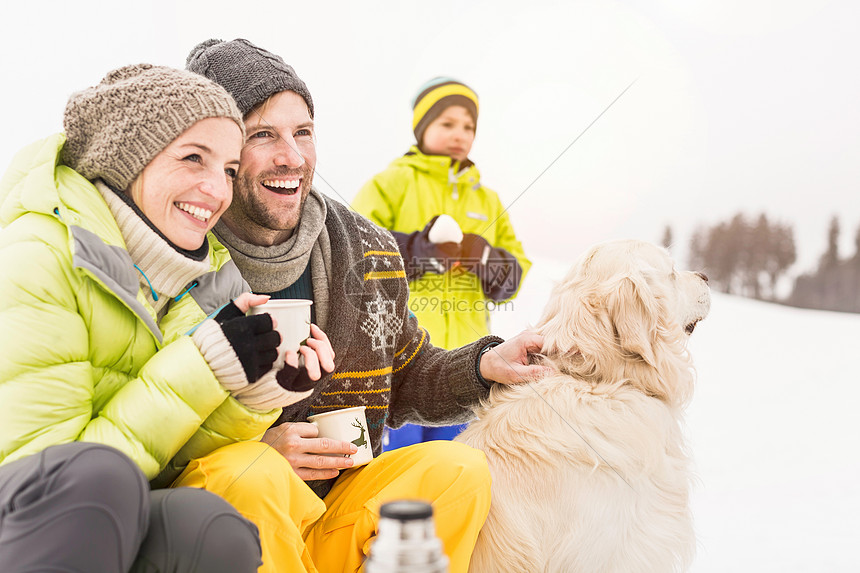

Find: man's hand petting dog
[479,331,550,385]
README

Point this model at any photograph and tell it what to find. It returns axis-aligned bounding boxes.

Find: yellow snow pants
[173,440,491,573]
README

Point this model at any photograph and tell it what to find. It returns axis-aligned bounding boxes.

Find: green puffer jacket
[0,134,279,484]
[353,147,531,349]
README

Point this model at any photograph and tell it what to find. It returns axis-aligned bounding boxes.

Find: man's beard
[232,168,312,233]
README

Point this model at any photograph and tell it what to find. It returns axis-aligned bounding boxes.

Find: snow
[489,257,860,571]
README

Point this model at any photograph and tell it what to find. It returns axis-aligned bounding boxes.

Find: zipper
[448,165,470,201]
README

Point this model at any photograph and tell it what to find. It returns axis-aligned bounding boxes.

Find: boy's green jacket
[0,134,278,485]
[353,147,531,349]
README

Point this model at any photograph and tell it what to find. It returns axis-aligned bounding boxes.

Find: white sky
[2,0,859,275]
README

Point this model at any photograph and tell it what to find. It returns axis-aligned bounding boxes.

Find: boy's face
[421,105,476,162]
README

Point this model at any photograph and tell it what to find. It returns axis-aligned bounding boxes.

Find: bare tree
[688,226,705,270]
[820,215,840,269]
[760,218,796,299]
[788,216,860,312]
[853,224,860,264]
[689,211,796,299]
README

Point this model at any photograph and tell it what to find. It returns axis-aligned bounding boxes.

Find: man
[181,38,546,572]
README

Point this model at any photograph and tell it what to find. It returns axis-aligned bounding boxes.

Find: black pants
[0,442,262,572]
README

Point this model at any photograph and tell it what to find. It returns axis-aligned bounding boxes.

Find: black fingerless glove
[275,356,334,393]
[215,302,281,383]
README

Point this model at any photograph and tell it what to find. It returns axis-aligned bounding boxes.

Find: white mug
[308,406,373,467]
[247,299,312,368]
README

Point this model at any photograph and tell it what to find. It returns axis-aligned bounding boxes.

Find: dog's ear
[536,279,617,379]
[535,283,583,359]
[608,275,659,368]
[608,273,695,406]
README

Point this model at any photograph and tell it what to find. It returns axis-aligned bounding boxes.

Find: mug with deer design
[307,406,373,466]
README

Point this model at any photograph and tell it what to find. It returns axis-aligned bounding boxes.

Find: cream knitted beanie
[62,63,244,191]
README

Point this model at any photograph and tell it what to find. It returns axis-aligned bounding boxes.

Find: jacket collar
[1,134,243,345]
[399,146,478,179]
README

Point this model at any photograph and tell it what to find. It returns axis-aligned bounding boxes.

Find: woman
[0,64,332,572]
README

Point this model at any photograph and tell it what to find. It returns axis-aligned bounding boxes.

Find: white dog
[457,239,710,573]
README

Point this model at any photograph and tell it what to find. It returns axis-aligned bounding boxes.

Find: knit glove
[460,233,524,301]
[192,302,279,390]
[214,302,280,382]
[192,302,314,411]
[394,216,462,280]
[275,354,334,392]
[231,344,333,411]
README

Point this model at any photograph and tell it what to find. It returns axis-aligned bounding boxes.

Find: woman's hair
[128,173,144,200]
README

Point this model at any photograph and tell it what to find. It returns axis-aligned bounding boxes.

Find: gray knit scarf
[212,187,331,329]
[95,181,210,317]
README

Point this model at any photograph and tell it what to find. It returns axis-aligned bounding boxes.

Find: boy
[353,78,531,448]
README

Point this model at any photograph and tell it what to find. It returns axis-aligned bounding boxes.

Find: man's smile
[261,178,301,195]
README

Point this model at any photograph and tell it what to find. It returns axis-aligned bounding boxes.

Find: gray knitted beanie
[62,64,245,192]
[186,38,314,118]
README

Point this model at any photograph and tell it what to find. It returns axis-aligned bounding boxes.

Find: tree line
[667,213,860,313]
[786,217,860,312]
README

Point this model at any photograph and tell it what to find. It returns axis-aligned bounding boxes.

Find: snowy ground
[490,257,860,572]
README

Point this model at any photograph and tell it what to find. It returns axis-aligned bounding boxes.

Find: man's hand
[479,330,550,385]
[261,422,357,481]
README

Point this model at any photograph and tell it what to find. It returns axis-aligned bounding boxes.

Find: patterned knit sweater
[218,194,500,497]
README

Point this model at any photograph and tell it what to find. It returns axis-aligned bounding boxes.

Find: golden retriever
[457,239,710,572]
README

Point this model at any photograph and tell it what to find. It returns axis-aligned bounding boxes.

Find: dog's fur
[457,240,710,573]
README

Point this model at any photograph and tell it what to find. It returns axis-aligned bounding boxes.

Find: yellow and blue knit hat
[411,77,479,145]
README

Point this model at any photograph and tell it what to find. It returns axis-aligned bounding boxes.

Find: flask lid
[379,500,433,521]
